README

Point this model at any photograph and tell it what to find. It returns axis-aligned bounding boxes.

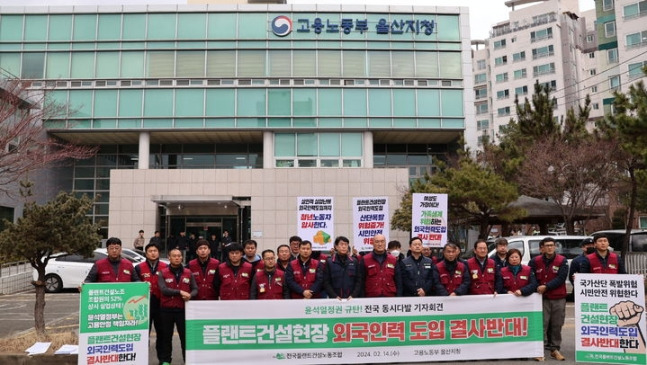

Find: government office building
[0,2,473,250]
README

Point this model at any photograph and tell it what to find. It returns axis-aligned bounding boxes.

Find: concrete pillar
[263,131,273,169]
[363,131,373,168]
[138,132,150,170]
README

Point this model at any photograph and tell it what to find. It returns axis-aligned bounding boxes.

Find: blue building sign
[271,16,436,36]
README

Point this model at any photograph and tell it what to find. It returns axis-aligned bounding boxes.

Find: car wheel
[44,274,63,293]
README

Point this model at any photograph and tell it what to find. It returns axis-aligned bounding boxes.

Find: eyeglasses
[263,257,276,261]
[543,244,555,247]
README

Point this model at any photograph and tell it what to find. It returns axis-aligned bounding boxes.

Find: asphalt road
[0,291,602,365]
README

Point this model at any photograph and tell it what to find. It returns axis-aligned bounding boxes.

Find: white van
[488,235,590,265]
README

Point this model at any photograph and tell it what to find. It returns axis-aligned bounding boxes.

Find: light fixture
[177,204,183,211]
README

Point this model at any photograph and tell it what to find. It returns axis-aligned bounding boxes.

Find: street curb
[0,354,77,364]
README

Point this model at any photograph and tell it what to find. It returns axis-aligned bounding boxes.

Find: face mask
[585,247,595,254]
[390,250,400,257]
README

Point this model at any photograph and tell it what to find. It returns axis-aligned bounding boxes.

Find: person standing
[492,237,509,270]
[133,230,145,251]
[581,233,627,274]
[467,239,499,295]
[569,237,595,286]
[288,235,302,260]
[84,237,139,283]
[250,249,289,299]
[401,236,435,297]
[323,236,362,300]
[276,244,293,273]
[149,231,163,249]
[360,234,402,297]
[176,231,189,263]
[208,233,220,260]
[134,242,167,364]
[219,230,233,261]
[529,237,568,361]
[216,243,253,300]
[433,243,470,296]
[496,248,537,296]
[188,240,220,300]
[286,240,324,299]
[158,248,197,365]
[243,239,263,271]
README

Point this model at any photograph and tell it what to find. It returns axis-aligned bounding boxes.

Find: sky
[0,0,595,40]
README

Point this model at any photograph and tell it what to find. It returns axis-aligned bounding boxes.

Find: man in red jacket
[188,239,220,300]
[360,234,402,297]
[466,239,499,295]
[286,240,324,299]
[84,237,139,283]
[581,233,627,274]
[251,249,289,299]
[529,237,568,361]
[135,242,168,364]
[216,243,253,300]
[158,248,197,365]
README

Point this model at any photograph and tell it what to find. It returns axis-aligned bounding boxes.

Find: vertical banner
[79,282,150,365]
[574,273,646,364]
[297,197,334,251]
[353,197,389,252]
[185,294,544,364]
[411,193,448,247]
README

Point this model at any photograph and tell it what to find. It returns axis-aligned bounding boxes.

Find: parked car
[34,248,146,293]
[488,235,590,295]
[590,229,647,253]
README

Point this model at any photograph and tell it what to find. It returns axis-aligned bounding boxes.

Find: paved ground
[0,291,601,365]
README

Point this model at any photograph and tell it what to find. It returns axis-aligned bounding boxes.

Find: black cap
[580,237,594,247]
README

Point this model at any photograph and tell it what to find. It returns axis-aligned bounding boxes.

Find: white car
[34,248,146,293]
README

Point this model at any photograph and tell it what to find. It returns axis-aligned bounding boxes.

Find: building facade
[0,4,472,250]
[468,0,592,148]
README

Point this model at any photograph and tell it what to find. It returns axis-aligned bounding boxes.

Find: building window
[590,69,597,76]
[586,34,595,42]
[512,51,526,62]
[474,73,487,84]
[274,133,363,168]
[541,80,557,90]
[533,62,556,76]
[609,75,621,90]
[477,119,489,131]
[640,216,647,229]
[0,206,14,231]
[476,103,489,115]
[588,52,595,58]
[593,103,600,110]
[513,68,527,79]
[604,21,616,37]
[475,87,488,99]
[607,48,619,63]
[496,89,510,99]
[495,72,508,83]
[494,56,508,66]
[592,85,598,92]
[515,85,529,96]
[603,0,614,11]
[530,27,553,42]
[497,107,511,116]
[624,1,647,19]
[477,59,486,70]
[628,61,647,79]
[626,31,647,48]
[493,39,507,49]
[532,45,554,59]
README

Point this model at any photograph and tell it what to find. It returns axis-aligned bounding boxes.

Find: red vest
[137,260,168,299]
[218,262,253,300]
[188,258,220,300]
[533,254,567,299]
[501,265,532,293]
[254,260,264,273]
[160,267,192,309]
[96,258,134,283]
[289,259,321,299]
[587,252,619,274]
[436,260,466,294]
[467,257,496,295]
[362,253,397,297]
[254,270,285,300]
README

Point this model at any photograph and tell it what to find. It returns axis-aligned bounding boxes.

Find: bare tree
[517,136,619,234]
[0,79,96,196]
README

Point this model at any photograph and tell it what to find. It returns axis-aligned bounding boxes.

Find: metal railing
[0,260,30,278]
